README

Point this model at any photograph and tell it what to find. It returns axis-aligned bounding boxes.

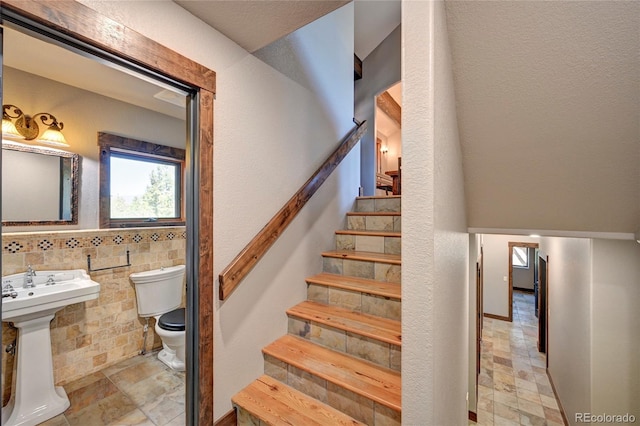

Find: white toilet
[130,265,186,371]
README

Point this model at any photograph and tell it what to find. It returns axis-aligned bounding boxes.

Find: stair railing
[218,120,367,300]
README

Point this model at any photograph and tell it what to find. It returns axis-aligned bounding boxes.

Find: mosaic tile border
[2,227,186,255]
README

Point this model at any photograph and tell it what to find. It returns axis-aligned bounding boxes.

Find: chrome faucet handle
[2,282,18,299]
[46,275,56,286]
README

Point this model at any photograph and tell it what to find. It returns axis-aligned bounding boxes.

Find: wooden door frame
[475,246,484,406]
[538,255,550,361]
[1,2,215,423]
[508,242,539,322]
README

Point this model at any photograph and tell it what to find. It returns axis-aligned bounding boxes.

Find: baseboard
[469,410,477,422]
[214,408,237,426]
[547,369,569,426]
[483,312,510,322]
[513,287,534,293]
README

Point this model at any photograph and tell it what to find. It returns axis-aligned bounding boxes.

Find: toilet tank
[129,265,185,317]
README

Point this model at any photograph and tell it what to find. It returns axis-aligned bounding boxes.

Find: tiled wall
[1,227,186,404]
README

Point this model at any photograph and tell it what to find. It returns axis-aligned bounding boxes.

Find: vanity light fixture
[2,104,69,147]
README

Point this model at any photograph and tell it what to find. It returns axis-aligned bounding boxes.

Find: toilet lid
[158,308,186,331]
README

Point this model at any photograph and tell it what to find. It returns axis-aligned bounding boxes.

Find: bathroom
[1,24,190,424]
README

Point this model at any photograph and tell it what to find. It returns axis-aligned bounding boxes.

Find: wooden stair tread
[335,229,401,238]
[306,273,401,300]
[288,301,401,346]
[346,211,400,216]
[232,375,365,426]
[321,250,401,265]
[356,195,401,200]
[263,335,401,412]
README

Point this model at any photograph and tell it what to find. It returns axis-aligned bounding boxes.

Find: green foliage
[111,165,176,218]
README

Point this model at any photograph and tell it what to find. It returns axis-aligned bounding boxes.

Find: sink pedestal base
[2,313,70,426]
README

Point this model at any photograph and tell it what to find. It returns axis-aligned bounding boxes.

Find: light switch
[503,276,507,282]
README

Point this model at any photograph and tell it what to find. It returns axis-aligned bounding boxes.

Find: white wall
[482,234,539,318]
[403,1,469,423]
[591,239,640,419]
[539,237,592,425]
[78,1,358,420]
[355,25,401,195]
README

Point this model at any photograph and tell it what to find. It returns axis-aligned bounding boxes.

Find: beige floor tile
[475,291,564,426]
[514,377,538,392]
[539,393,559,409]
[517,398,545,418]
[494,390,519,409]
[516,387,542,404]
[477,409,495,425]
[543,406,564,424]
[53,350,185,426]
[494,401,520,422]
[493,414,520,426]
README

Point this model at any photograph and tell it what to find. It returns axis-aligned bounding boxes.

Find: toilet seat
[158,308,185,332]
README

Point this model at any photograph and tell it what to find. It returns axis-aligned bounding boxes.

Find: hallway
[473,291,565,425]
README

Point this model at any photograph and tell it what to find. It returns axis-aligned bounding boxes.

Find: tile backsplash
[1,227,186,404]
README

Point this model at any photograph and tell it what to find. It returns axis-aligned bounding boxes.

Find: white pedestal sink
[1,269,100,426]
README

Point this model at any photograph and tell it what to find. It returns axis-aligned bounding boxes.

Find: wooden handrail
[219,121,368,300]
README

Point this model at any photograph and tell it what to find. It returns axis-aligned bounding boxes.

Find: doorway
[1,2,215,424]
[374,82,402,196]
[508,242,539,322]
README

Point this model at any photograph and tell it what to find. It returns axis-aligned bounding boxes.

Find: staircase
[232,196,401,425]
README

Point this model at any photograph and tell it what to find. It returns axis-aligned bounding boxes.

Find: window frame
[99,132,186,228]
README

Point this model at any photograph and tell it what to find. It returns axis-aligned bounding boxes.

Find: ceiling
[3,27,186,119]
[174,0,349,53]
[174,0,400,59]
[445,1,640,234]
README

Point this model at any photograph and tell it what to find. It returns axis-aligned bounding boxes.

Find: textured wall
[1,227,185,404]
[539,237,592,425]
[77,1,359,419]
[402,1,469,422]
[591,239,640,419]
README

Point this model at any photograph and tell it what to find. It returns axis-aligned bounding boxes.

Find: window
[512,246,529,268]
[99,132,185,228]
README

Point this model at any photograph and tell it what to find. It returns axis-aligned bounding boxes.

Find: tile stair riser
[336,234,401,255]
[307,283,401,321]
[347,215,401,232]
[323,257,401,284]
[287,316,401,371]
[236,406,260,426]
[235,196,403,425]
[262,355,401,426]
[355,197,401,213]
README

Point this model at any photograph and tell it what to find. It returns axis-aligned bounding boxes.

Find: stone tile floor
[471,291,565,426]
[39,351,185,426]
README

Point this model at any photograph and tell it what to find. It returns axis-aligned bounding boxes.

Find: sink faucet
[24,265,36,288]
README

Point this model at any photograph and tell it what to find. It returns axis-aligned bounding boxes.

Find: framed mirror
[2,141,79,226]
